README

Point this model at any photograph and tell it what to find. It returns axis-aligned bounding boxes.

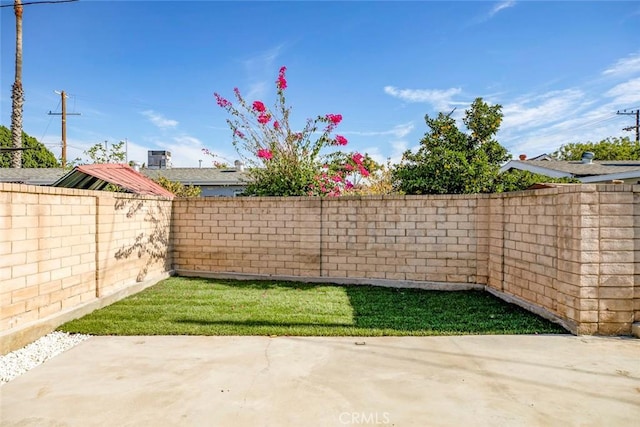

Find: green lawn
[58,277,568,336]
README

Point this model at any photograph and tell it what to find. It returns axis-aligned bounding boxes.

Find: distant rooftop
[0,168,66,185]
[511,160,640,177]
[141,167,248,186]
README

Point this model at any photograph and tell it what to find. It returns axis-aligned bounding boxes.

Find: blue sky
[1,0,639,167]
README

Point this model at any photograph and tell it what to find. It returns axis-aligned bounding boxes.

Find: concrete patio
[1,335,638,426]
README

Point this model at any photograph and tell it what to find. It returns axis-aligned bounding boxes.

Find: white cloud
[141,110,178,130]
[602,52,640,76]
[147,135,237,168]
[501,89,586,131]
[470,1,516,24]
[124,140,152,165]
[241,44,286,100]
[243,45,283,73]
[346,122,415,139]
[245,81,268,102]
[500,102,628,158]
[604,77,640,105]
[363,139,414,166]
[384,86,462,110]
[489,1,516,18]
[505,115,625,159]
[388,122,415,138]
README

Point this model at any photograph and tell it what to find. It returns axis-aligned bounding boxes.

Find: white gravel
[0,331,90,384]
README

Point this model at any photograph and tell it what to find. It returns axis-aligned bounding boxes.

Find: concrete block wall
[172,198,322,277]
[96,194,173,296]
[1,183,172,353]
[484,185,639,335]
[486,187,593,333]
[320,196,481,283]
[172,195,484,284]
[595,187,638,334]
[3,183,637,341]
[173,185,639,336]
[1,184,97,333]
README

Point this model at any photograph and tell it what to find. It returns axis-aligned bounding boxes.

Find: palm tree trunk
[10,0,24,168]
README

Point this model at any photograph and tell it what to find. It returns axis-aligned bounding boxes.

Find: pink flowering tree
[213,66,367,196]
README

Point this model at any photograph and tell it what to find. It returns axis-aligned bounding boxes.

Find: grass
[57,277,568,336]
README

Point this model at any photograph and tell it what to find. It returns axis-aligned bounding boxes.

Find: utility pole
[48,90,80,168]
[617,109,640,143]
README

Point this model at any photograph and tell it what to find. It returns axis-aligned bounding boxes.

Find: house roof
[500,159,640,183]
[52,164,175,198]
[0,167,66,185]
[141,168,248,186]
[0,166,249,187]
[522,160,640,176]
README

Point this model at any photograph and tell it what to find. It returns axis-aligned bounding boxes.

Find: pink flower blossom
[326,114,342,125]
[277,66,288,90]
[334,135,348,146]
[273,121,280,130]
[214,93,231,108]
[352,153,364,165]
[345,181,354,190]
[332,174,343,183]
[252,101,266,112]
[344,163,354,172]
[257,113,271,124]
[358,165,370,177]
[257,149,273,160]
[234,129,245,138]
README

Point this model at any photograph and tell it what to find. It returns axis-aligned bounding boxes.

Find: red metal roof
[73,164,175,198]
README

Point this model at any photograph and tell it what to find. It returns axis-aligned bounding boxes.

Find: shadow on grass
[343,286,565,333]
[59,277,568,336]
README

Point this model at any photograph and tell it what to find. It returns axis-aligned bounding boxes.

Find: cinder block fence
[2,182,638,353]
[172,184,639,336]
[0,183,172,353]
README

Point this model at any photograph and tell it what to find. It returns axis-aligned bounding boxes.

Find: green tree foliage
[393,98,510,195]
[0,125,59,167]
[153,176,201,197]
[552,136,640,161]
[82,140,126,164]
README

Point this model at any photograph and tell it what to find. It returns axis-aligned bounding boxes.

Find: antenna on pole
[48,90,80,168]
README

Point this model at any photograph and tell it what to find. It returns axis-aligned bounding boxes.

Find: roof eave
[579,170,640,183]
[499,161,573,178]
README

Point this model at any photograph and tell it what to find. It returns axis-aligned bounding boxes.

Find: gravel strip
[0,331,90,384]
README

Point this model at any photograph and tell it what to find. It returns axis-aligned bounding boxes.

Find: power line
[504,112,619,144]
[39,98,61,144]
[616,109,640,143]
[505,103,640,145]
[0,0,78,8]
